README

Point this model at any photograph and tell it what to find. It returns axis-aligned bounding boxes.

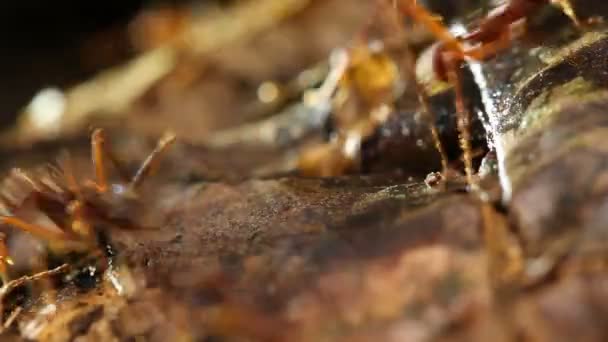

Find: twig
[0,264,70,298]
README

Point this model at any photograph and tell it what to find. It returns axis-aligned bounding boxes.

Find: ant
[396,0,580,187]
[0,128,176,284]
[299,0,580,185]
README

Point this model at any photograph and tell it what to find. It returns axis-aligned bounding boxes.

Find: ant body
[402,0,578,81]
[0,129,175,283]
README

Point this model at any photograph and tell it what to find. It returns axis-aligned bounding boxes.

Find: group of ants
[0,0,588,328]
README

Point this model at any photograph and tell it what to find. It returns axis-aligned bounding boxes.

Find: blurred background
[0,0,369,145]
[0,1,159,128]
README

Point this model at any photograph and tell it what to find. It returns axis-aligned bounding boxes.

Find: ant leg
[463,0,545,44]
[91,129,109,193]
[398,0,465,57]
[444,53,476,189]
[398,0,476,185]
[129,132,176,190]
[420,77,450,178]
[386,3,449,176]
[91,133,132,184]
[59,152,95,241]
[0,216,72,242]
[465,0,580,45]
[465,31,514,61]
[0,234,12,285]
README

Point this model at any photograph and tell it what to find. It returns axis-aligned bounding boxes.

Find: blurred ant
[0,128,175,284]
[396,0,580,187]
[299,0,580,183]
[298,0,446,178]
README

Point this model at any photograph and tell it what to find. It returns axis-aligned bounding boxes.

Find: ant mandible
[395,0,579,187]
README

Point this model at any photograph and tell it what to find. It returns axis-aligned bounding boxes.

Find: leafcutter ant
[0,128,175,284]
[396,0,580,188]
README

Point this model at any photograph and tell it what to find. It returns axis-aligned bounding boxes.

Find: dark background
[0,0,192,128]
